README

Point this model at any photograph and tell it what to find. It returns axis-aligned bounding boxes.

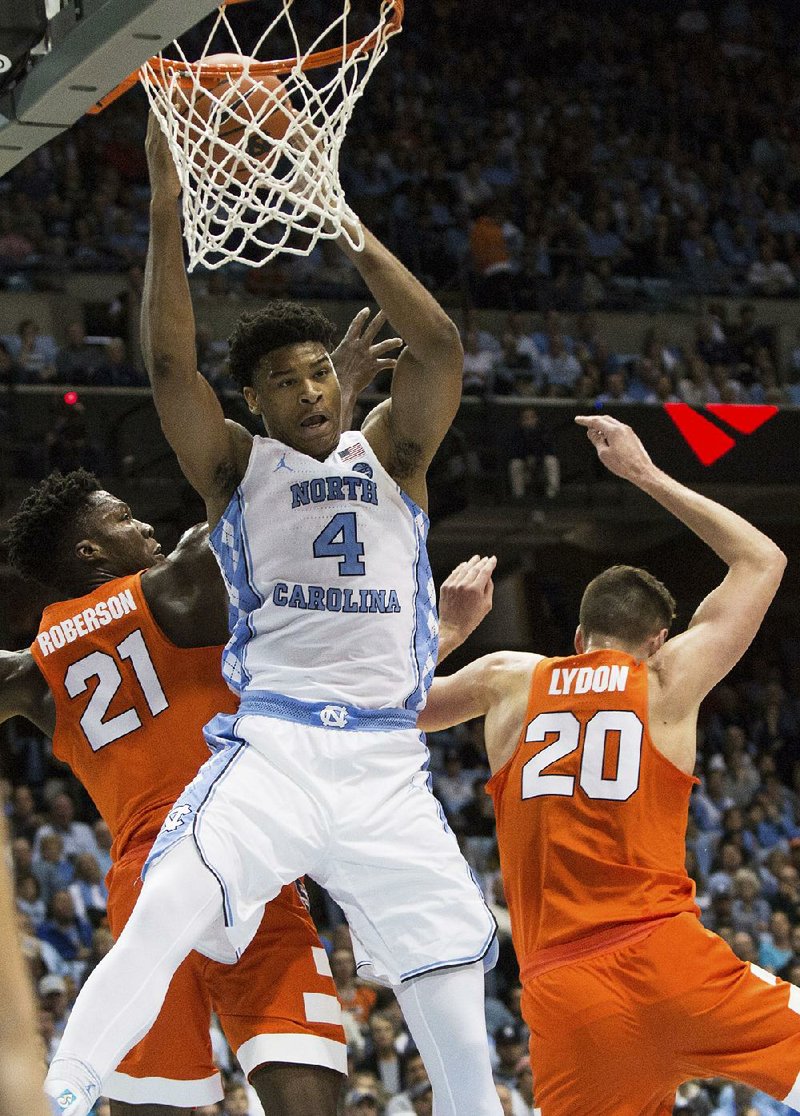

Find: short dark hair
[579,564,676,647]
[227,300,337,389]
[6,469,101,590]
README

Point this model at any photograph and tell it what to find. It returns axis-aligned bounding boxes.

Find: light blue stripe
[142,742,246,884]
[235,689,418,732]
[237,490,265,689]
[209,491,263,693]
[399,492,438,712]
[402,493,421,709]
[194,739,249,927]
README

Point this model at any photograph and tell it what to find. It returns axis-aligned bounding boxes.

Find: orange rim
[88,0,403,113]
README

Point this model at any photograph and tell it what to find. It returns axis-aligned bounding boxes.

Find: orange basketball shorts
[103,844,347,1106]
[523,912,800,1116]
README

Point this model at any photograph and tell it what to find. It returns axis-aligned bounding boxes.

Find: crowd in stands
[4,0,800,312]
[458,304,796,406]
[2,588,800,1113]
[1,300,797,410]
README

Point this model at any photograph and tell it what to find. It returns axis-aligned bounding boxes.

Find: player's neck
[582,636,647,660]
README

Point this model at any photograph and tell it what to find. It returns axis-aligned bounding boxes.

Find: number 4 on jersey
[521,710,643,803]
[312,511,366,575]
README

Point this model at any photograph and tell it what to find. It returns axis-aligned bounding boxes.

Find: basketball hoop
[91,1,403,271]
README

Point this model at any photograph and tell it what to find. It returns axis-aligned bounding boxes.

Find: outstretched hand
[334,308,403,426]
[438,555,497,661]
[575,415,656,484]
[145,112,181,200]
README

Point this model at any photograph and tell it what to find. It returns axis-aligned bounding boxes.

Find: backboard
[0,0,224,176]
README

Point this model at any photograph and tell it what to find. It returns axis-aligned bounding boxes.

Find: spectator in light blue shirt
[33,832,75,906]
[758,910,794,973]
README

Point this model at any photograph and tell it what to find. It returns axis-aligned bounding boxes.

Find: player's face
[79,492,165,575]
[244,341,342,460]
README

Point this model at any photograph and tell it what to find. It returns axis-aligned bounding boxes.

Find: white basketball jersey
[209,430,438,711]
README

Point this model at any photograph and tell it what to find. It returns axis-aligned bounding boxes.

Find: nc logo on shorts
[319,704,349,728]
[164,803,193,832]
[56,1090,77,1109]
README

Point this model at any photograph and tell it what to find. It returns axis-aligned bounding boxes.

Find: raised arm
[143,115,251,527]
[338,226,464,508]
[576,415,786,713]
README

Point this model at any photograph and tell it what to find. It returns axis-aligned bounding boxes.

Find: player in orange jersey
[419,414,800,1115]
[0,468,494,1116]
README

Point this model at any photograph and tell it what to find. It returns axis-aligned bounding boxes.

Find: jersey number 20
[64,629,168,751]
[521,710,643,802]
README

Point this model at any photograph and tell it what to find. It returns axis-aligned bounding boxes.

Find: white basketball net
[141,1,401,270]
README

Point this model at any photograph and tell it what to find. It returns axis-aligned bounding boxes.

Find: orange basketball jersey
[31,573,237,861]
[486,649,699,984]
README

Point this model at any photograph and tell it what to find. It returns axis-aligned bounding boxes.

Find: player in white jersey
[44,117,503,1116]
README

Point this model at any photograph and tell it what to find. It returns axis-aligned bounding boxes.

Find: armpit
[213,458,241,500]
[389,438,424,480]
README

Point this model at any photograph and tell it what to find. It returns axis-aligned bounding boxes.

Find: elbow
[754,541,787,587]
[438,317,464,362]
[428,317,464,374]
[769,544,788,581]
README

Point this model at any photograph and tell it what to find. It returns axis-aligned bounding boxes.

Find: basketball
[185,53,294,182]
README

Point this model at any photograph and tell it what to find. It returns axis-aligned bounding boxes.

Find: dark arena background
[2,1,800,1113]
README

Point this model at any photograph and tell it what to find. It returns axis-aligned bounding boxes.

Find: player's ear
[75,538,102,564]
[646,628,668,657]
[242,385,260,415]
[574,625,584,654]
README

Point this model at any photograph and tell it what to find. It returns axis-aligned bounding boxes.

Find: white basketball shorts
[145,690,498,986]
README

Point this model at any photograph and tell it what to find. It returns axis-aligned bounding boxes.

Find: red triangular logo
[663,403,736,465]
[704,403,779,434]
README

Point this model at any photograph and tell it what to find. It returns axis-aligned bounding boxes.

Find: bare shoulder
[483,651,543,694]
[481,652,543,773]
[142,523,215,591]
[141,523,230,647]
[644,643,700,774]
[645,635,701,720]
[0,648,35,686]
[0,649,52,732]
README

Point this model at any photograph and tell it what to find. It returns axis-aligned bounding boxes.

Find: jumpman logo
[164,804,193,832]
[274,452,294,472]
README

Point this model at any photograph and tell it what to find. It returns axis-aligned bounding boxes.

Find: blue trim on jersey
[227,689,419,732]
[209,491,265,694]
[398,922,499,982]
[391,735,498,982]
[193,738,249,928]
[399,493,438,712]
[354,923,499,984]
[142,741,247,927]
